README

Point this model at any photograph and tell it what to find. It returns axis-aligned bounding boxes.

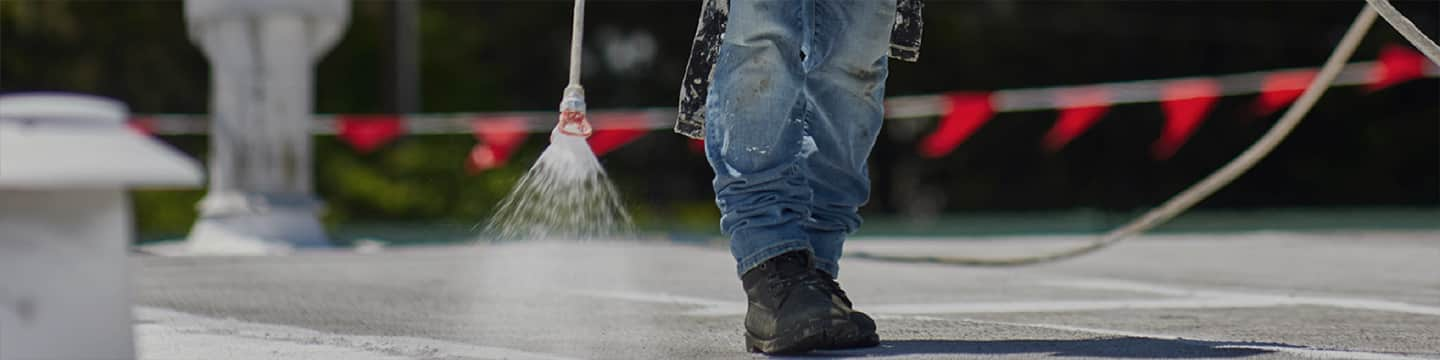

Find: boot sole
[744,318,834,354]
[820,333,880,350]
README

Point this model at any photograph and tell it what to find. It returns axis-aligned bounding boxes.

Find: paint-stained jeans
[705,0,895,277]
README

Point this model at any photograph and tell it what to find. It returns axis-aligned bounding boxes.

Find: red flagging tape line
[917,92,994,158]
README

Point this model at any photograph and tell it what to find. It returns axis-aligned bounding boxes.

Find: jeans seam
[814,257,839,278]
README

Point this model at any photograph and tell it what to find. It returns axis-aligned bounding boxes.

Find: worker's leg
[705,0,813,276]
[799,0,896,278]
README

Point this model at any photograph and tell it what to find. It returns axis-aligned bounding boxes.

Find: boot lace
[816,273,853,307]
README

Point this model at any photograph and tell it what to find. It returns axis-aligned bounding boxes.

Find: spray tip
[555,85,592,138]
[555,110,593,138]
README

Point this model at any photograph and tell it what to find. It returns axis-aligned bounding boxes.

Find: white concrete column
[0,190,135,360]
[0,93,202,360]
[260,14,310,193]
[183,0,350,254]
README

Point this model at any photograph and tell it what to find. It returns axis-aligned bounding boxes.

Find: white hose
[1365,0,1440,67]
[848,7,1381,266]
[568,0,586,87]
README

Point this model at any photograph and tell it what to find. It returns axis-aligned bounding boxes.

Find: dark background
[2,0,1436,239]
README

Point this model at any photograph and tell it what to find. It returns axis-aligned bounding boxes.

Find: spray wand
[480,0,632,240]
[555,0,593,138]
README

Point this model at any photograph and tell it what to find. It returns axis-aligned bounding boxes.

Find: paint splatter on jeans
[704,0,894,278]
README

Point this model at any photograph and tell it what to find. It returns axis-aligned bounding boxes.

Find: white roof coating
[0,93,203,189]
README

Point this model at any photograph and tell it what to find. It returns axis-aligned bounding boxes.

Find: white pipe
[568,0,586,87]
[1365,0,1440,67]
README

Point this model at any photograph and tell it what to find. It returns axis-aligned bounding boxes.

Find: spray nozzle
[555,85,592,138]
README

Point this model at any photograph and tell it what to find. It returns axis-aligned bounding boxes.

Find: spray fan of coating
[482,133,633,241]
[484,0,632,241]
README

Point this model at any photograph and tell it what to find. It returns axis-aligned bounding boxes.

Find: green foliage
[1,0,208,112]
[131,189,204,239]
[314,135,527,225]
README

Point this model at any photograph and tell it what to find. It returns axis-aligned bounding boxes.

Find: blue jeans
[705,0,895,278]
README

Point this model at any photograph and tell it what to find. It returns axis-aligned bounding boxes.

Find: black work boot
[815,270,880,349]
[741,251,858,354]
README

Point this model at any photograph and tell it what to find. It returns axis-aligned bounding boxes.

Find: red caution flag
[587,112,652,156]
[337,115,405,154]
[1042,87,1110,152]
[917,92,994,158]
[467,116,530,173]
[1368,44,1427,92]
[1154,79,1220,160]
[688,138,706,154]
[127,117,156,136]
[1252,70,1317,117]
